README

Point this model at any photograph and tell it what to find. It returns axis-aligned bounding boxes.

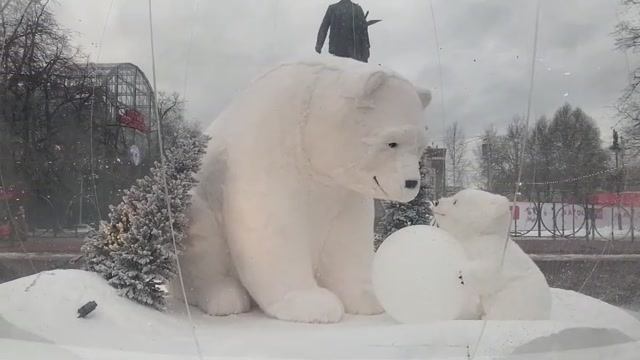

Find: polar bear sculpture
[177,57,431,323]
[433,189,552,320]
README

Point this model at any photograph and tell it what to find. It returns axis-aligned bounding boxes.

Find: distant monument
[315,0,381,63]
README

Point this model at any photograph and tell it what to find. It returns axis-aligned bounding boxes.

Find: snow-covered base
[1,270,640,359]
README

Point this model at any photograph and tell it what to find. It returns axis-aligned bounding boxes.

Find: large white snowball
[373,225,471,323]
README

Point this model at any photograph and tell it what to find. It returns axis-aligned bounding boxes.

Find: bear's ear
[360,71,387,100]
[341,70,387,108]
[345,70,388,109]
[416,88,432,109]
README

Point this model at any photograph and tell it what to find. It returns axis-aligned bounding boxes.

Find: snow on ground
[1,270,640,359]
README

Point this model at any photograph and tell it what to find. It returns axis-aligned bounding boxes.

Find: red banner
[589,192,640,207]
[0,189,20,201]
[0,223,11,238]
[117,109,148,133]
[509,205,520,220]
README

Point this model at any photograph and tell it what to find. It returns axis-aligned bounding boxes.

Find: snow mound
[1,270,640,359]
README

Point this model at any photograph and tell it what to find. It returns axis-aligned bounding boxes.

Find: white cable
[470,1,541,358]
[0,0,11,62]
[490,166,622,187]
[0,0,38,62]
[611,6,634,130]
[351,1,357,60]
[181,0,200,100]
[577,239,611,293]
[501,0,541,273]
[0,0,10,14]
[578,3,631,291]
[0,0,37,274]
[614,7,633,80]
[87,0,115,221]
[147,2,204,359]
[428,0,447,139]
[0,162,37,273]
[525,167,618,185]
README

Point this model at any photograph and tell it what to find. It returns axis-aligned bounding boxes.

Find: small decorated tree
[83,124,208,309]
[374,153,433,249]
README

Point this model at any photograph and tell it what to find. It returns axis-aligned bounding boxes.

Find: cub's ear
[416,88,432,109]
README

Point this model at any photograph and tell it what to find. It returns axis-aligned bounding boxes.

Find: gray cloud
[54,0,637,145]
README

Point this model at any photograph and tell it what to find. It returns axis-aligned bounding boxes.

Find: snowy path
[1,270,640,359]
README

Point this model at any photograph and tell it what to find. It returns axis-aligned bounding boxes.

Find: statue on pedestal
[315,0,381,63]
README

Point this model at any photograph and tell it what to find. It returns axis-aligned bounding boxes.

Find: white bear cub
[433,189,551,320]
[177,57,431,323]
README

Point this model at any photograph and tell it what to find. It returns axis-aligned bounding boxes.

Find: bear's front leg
[317,196,383,315]
[225,185,344,323]
[179,194,251,316]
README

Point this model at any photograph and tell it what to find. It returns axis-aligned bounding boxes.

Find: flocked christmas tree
[374,152,434,249]
[82,124,208,309]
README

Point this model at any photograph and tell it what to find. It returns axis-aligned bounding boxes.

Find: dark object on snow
[77,301,97,318]
[315,0,381,63]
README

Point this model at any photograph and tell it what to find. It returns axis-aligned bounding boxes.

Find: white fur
[176,56,431,323]
[433,189,552,320]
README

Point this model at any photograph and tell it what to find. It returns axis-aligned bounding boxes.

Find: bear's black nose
[405,180,418,189]
[434,200,439,206]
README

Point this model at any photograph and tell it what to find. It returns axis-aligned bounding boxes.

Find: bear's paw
[340,285,384,315]
[198,277,251,316]
[266,287,344,323]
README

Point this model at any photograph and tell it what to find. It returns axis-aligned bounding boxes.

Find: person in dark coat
[315,0,371,63]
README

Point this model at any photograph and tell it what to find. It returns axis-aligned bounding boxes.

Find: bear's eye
[388,142,398,149]
[453,200,458,205]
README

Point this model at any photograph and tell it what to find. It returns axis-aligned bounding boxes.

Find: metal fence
[511,198,638,241]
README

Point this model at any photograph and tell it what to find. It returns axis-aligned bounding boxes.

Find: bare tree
[444,122,469,189]
[503,116,528,187]
[155,91,203,149]
[545,104,609,198]
[472,119,526,196]
[615,0,640,153]
[522,116,553,196]
[1,1,99,230]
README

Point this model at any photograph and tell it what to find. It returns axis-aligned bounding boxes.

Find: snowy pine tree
[82,124,209,309]
[374,153,433,249]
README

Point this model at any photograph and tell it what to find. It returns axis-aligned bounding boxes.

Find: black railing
[511,200,637,241]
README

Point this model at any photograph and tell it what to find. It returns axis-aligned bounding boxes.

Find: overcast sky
[54,0,637,146]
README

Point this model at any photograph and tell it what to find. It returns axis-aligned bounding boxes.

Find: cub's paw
[340,285,384,315]
[265,288,344,323]
[198,277,251,316]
